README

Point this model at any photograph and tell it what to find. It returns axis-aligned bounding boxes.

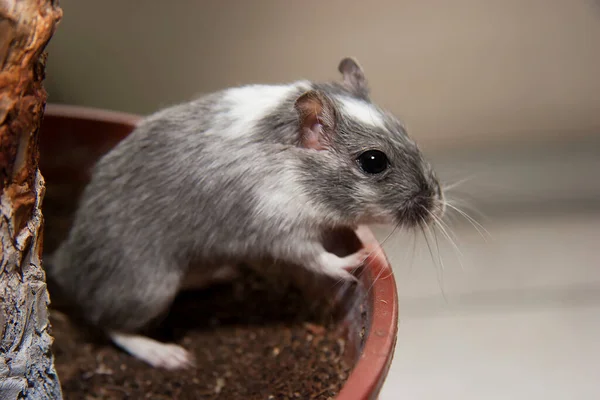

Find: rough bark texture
[0,0,63,399]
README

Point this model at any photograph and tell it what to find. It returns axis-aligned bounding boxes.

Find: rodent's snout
[396,180,444,228]
[397,190,434,227]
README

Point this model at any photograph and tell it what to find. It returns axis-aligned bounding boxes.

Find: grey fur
[48,59,442,334]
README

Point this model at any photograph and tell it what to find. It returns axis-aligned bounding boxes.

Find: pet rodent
[48,57,444,369]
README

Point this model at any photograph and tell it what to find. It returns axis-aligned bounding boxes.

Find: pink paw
[344,249,371,270]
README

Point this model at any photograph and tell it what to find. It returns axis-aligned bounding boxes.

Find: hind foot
[109,331,195,370]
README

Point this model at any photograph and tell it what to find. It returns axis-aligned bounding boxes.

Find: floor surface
[374,211,600,399]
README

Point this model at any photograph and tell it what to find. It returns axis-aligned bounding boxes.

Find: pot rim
[336,226,398,400]
[45,103,143,126]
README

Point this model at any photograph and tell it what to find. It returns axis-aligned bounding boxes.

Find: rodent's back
[67,84,308,250]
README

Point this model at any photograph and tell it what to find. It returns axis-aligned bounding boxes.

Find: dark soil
[51,270,357,400]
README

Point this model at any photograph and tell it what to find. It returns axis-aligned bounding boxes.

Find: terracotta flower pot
[39,104,398,400]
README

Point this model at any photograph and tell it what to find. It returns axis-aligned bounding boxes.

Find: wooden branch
[0,0,63,399]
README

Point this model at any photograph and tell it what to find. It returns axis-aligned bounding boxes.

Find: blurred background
[45,1,600,399]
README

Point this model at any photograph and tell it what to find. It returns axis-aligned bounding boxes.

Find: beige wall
[46,0,600,150]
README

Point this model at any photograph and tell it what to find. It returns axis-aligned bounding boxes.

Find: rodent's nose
[425,169,445,218]
[412,189,435,214]
[397,188,435,227]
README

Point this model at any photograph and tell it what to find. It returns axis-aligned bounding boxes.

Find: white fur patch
[253,159,330,229]
[255,166,307,218]
[109,331,195,370]
[338,96,386,129]
[220,81,310,139]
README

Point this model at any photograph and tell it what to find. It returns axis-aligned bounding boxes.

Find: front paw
[343,249,371,270]
[314,252,363,282]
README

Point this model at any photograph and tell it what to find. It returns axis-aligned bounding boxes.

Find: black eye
[357,150,389,174]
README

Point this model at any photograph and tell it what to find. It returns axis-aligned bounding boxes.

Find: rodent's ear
[338,57,370,99]
[294,90,337,151]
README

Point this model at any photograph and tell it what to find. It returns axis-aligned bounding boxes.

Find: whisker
[437,220,465,271]
[436,211,461,242]
[427,220,445,273]
[442,175,477,192]
[377,222,401,250]
[452,204,490,238]
[431,206,461,243]
[445,202,492,240]
[420,218,447,302]
[422,207,465,270]
[378,254,398,281]
[447,196,488,221]
[364,255,389,295]
[362,222,401,294]
[407,226,418,276]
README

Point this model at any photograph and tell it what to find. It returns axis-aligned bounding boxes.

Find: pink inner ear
[303,123,326,151]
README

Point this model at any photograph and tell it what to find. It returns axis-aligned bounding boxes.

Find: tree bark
[0,0,63,399]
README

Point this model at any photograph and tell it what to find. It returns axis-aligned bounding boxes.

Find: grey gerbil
[48,57,443,369]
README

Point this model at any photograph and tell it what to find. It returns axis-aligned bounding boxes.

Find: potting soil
[51,270,353,400]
